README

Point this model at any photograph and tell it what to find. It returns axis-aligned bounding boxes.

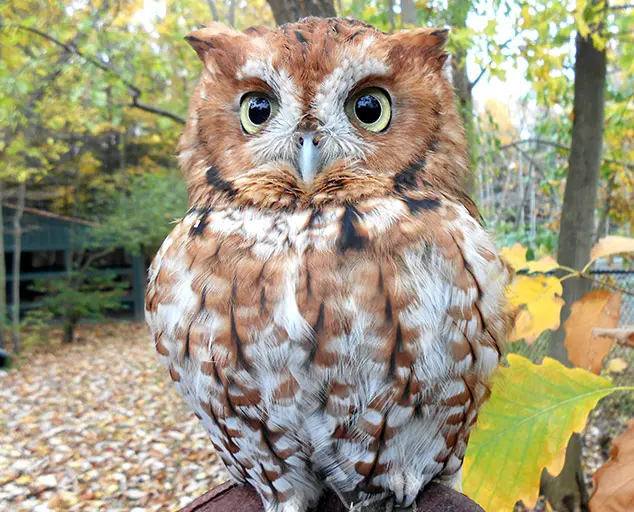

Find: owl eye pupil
[355,95,382,125]
[248,97,272,125]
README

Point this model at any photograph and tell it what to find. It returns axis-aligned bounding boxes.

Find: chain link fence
[590,270,634,326]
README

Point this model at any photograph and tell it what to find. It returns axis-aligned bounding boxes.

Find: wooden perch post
[179,481,484,512]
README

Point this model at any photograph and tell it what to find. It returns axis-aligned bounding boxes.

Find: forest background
[1,0,633,511]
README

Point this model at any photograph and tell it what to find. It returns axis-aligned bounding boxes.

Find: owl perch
[592,326,634,347]
[178,482,484,512]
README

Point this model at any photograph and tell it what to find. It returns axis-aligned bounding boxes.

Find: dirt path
[0,323,228,512]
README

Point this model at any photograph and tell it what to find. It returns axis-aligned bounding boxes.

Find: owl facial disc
[298,133,321,184]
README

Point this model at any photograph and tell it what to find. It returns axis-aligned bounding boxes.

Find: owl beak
[298,133,321,184]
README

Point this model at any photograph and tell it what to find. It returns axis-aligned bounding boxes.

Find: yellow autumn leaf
[507,275,557,306]
[463,355,616,511]
[511,309,534,341]
[589,236,634,264]
[528,296,564,338]
[508,275,562,306]
[526,256,559,273]
[500,243,528,271]
[508,275,564,343]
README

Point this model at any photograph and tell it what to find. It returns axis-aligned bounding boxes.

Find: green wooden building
[3,204,146,320]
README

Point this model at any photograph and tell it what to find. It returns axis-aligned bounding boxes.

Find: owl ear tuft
[392,27,449,50]
[185,22,243,62]
[391,27,449,70]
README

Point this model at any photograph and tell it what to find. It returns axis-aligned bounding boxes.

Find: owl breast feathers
[145,17,512,512]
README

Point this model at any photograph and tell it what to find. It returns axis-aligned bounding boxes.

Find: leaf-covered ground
[0,323,229,512]
[2,322,633,511]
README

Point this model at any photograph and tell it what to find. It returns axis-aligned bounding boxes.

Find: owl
[145,17,512,512]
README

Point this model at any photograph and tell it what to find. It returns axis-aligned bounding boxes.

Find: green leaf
[463,354,622,510]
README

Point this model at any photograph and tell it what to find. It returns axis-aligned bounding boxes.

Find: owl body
[146,18,511,512]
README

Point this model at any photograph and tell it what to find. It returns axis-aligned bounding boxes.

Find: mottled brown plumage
[146,17,512,512]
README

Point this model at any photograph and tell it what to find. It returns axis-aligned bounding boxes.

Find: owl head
[179,17,469,210]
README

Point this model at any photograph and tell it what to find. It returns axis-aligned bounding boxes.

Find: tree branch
[80,247,116,272]
[469,35,517,92]
[131,97,186,124]
[4,24,186,125]
[469,66,489,92]
[592,326,634,347]
[497,139,634,170]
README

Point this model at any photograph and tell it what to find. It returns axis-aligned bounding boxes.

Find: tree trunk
[227,0,237,27]
[63,314,78,344]
[11,182,26,354]
[544,12,607,512]
[550,27,607,367]
[206,0,219,21]
[594,172,615,243]
[386,0,395,32]
[266,0,336,25]
[447,4,476,197]
[401,0,417,27]
[529,162,537,250]
[0,182,6,349]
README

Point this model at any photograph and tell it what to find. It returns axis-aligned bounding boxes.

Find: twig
[469,35,517,92]
[25,486,56,499]
[496,139,634,170]
[3,24,186,125]
[131,97,187,124]
[557,265,634,298]
[592,326,634,347]
[81,248,116,271]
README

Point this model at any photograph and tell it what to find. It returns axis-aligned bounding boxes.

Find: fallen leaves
[463,354,615,511]
[590,419,634,512]
[0,323,228,511]
[564,290,622,374]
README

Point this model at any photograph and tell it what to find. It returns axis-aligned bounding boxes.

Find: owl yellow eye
[346,88,391,132]
[240,93,277,134]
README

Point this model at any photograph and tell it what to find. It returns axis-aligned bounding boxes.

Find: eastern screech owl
[146,17,512,512]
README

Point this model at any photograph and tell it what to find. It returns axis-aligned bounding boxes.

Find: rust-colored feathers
[146,17,512,512]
